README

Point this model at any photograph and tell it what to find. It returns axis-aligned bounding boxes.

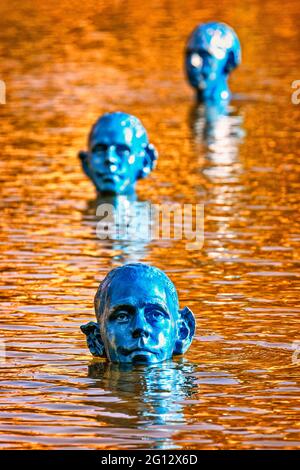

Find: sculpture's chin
[132,354,155,364]
[99,188,120,196]
[117,349,165,364]
[99,181,121,194]
[196,85,219,104]
[98,180,134,196]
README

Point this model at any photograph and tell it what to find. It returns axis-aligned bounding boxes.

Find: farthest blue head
[185,22,241,104]
[79,112,158,195]
[81,263,196,364]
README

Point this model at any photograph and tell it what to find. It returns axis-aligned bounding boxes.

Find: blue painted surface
[79,112,158,195]
[81,263,195,363]
[185,22,241,105]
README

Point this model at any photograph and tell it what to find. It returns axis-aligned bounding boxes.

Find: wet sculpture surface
[81,263,196,364]
[185,21,241,105]
[79,112,158,195]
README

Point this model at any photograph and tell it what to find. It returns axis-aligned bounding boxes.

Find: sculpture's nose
[132,311,150,339]
[103,146,119,170]
[201,67,209,79]
[132,327,149,339]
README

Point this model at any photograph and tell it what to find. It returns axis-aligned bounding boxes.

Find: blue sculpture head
[79,112,158,195]
[185,22,241,104]
[81,263,196,364]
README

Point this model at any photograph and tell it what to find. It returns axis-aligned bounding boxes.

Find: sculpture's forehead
[90,124,134,147]
[188,24,234,59]
[90,115,148,149]
[106,274,176,312]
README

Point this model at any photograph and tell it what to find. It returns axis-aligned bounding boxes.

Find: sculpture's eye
[91,155,101,166]
[114,311,130,323]
[152,311,164,320]
[115,144,130,157]
[146,308,169,323]
[190,53,203,68]
[94,143,108,153]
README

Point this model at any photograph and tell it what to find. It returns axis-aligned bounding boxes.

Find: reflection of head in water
[185,22,241,105]
[189,102,244,159]
[189,103,245,238]
[83,192,139,242]
[84,193,138,215]
[81,193,152,264]
[87,360,198,435]
[81,263,195,364]
[79,112,158,195]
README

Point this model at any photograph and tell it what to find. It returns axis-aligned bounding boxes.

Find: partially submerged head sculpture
[79,112,158,195]
[185,21,241,104]
[81,263,196,364]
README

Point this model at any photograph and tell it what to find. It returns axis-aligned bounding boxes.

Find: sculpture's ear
[138,143,158,179]
[78,150,91,178]
[173,306,196,355]
[80,321,106,357]
[224,37,241,74]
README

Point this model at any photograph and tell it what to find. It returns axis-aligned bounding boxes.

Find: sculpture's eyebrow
[188,48,211,57]
[187,47,199,54]
[91,142,106,152]
[144,303,170,317]
[109,304,135,315]
[108,297,170,313]
[144,301,167,310]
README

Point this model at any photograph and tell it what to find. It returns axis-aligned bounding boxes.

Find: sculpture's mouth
[94,173,126,193]
[97,173,122,183]
[119,347,157,357]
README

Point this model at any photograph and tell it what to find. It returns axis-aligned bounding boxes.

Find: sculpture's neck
[97,184,137,199]
[196,77,230,106]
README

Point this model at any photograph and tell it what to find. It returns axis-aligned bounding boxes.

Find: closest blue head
[79,112,158,195]
[185,22,241,104]
[81,263,196,364]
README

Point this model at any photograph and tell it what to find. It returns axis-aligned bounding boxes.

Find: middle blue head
[79,112,158,195]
